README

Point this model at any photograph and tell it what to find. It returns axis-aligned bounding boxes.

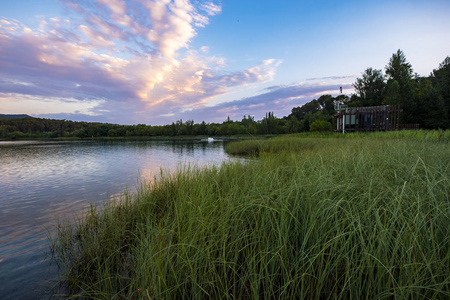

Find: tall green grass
[52,134,450,299]
[225,130,450,155]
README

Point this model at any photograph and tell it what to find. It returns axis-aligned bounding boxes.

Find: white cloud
[0,0,287,124]
[0,93,104,115]
[199,2,222,16]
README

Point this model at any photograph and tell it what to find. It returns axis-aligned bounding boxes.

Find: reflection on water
[0,139,238,299]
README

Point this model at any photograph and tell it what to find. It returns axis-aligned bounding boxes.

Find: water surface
[0,139,236,299]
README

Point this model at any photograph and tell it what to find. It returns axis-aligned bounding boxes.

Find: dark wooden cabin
[335,105,402,133]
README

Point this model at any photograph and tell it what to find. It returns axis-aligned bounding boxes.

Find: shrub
[310,120,333,132]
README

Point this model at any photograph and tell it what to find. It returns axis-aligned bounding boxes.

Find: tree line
[284,50,450,131]
[1,50,449,139]
[351,50,449,128]
[0,109,338,139]
[0,114,298,139]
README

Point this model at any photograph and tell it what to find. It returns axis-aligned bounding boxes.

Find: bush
[309,120,333,132]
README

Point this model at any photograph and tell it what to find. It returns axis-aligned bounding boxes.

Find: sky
[1,0,449,125]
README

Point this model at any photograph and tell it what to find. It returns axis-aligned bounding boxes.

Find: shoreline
[0,134,279,142]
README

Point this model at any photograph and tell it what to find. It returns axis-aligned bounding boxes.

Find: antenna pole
[340,87,345,134]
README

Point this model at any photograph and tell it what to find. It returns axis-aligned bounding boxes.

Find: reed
[225,130,450,156]
[52,133,450,299]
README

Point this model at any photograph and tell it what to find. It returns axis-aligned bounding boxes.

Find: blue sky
[1,0,449,124]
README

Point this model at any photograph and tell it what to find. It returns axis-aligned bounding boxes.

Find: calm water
[0,139,237,299]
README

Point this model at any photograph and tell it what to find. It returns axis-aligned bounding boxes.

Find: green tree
[385,49,416,123]
[197,121,208,135]
[430,56,450,128]
[174,119,186,135]
[185,120,194,135]
[385,50,413,83]
[384,80,401,105]
[290,100,321,121]
[260,112,279,134]
[413,78,435,128]
[287,115,300,133]
[240,115,255,128]
[353,68,386,106]
[299,112,314,132]
[310,120,333,132]
[316,95,336,115]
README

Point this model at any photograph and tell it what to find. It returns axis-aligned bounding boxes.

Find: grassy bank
[225,130,450,155]
[52,133,450,299]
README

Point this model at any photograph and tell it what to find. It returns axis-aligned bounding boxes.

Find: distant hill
[0,114,33,119]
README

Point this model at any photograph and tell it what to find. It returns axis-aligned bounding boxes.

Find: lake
[0,139,239,299]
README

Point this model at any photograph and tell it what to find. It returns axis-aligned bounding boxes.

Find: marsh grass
[225,130,450,156]
[52,133,450,299]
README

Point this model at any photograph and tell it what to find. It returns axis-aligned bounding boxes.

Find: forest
[1,50,449,139]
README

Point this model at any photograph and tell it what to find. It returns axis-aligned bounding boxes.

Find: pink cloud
[0,0,289,125]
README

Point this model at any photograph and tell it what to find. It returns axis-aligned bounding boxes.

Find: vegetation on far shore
[51,131,450,299]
